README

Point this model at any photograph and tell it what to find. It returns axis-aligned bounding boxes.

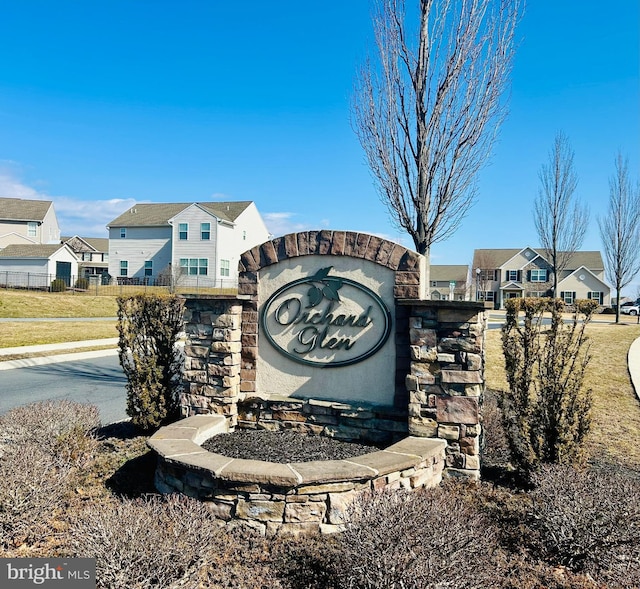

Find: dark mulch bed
[202,429,382,463]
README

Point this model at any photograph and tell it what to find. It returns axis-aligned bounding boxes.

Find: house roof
[0,197,53,222]
[431,265,468,282]
[62,236,109,252]
[107,201,253,228]
[473,248,604,271]
[0,243,67,258]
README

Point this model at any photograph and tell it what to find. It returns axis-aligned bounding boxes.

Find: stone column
[404,301,488,480]
[180,296,244,427]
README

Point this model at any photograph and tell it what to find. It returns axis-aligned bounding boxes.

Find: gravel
[201,429,381,463]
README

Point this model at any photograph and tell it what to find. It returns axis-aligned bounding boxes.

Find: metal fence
[0,271,238,296]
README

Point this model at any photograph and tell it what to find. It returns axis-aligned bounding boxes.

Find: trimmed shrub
[117,294,185,432]
[74,277,90,290]
[50,278,66,292]
[296,482,504,589]
[519,464,640,587]
[0,400,100,550]
[70,495,275,589]
[501,297,598,472]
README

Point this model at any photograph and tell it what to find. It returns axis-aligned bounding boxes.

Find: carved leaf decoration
[312,267,332,281]
[307,285,323,307]
[322,278,343,301]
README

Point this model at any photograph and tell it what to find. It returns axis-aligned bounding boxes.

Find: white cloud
[0,164,134,237]
[262,212,313,238]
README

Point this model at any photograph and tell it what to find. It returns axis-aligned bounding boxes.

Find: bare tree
[598,153,640,323]
[352,0,521,285]
[533,132,589,297]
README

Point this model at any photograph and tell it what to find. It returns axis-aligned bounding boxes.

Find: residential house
[0,197,61,248]
[429,265,469,301]
[472,247,610,309]
[62,236,109,281]
[0,243,79,288]
[106,201,270,286]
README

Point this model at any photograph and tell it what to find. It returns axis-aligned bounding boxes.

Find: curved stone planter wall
[149,415,447,536]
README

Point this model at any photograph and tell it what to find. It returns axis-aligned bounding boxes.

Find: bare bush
[520,464,640,587]
[0,399,100,467]
[67,494,232,589]
[0,400,100,550]
[0,443,72,549]
[311,482,504,589]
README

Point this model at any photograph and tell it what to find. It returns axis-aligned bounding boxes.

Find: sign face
[260,267,392,367]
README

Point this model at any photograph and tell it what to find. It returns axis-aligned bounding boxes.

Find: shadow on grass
[105,450,158,497]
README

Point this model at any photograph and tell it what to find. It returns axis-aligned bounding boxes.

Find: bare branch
[598,152,640,322]
[352,0,521,259]
[533,132,590,296]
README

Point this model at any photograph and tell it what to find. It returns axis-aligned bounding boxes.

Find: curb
[628,336,640,402]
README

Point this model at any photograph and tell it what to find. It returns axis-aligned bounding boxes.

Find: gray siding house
[107,201,270,287]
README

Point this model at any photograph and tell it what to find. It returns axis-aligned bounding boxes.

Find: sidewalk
[0,338,118,371]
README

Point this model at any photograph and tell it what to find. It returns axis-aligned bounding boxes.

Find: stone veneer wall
[179,231,488,480]
[404,301,487,480]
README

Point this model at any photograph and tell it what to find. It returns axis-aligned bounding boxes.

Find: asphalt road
[0,354,128,425]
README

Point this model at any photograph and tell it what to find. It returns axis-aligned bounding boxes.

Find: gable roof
[558,265,610,289]
[431,264,468,282]
[62,236,109,252]
[0,197,53,222]
[0,243,70,258]
[473,248,604,271]
[107,201,253,228]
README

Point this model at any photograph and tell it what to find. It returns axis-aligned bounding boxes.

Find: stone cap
[149,416,447,489]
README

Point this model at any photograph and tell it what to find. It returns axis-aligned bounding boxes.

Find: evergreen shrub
[117,293,185,432]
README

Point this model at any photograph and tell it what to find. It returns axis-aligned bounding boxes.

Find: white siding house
[0,244,79,288]
[107,201,270,287]
[0,197,61,246]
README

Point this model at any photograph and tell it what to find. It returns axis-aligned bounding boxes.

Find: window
[431,280,438,287]
[588,291,603,304]
[220,259,230,277]
[179,223,188,240]
[530,269,547,282]
[477,291,495,302]
[180,258,208,276]
[200,222,211,240]
[507,270,519,282]
[120,261,128,277]
[27,222,37,237]
[561,291,575,305]
[120,228,126,239]
[527,291,545,298]
[243,231,247,241]
[144,261,153,277]
[479,269,495,281]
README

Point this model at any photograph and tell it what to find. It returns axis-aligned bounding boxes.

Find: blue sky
[0,1,638,290]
